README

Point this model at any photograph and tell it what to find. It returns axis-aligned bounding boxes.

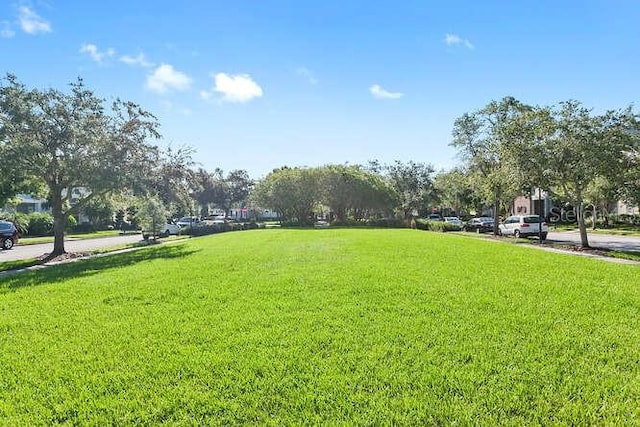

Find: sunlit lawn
[0,229,638,424]
[0,237,188,273]
[19,230,129,246]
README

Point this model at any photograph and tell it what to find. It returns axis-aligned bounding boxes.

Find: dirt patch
[38,251,92,263]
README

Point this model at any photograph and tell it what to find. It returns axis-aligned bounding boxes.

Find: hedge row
[281,218,407,228]
[189,221,266,237]
[415,218,461,232]
[0,212,78,236]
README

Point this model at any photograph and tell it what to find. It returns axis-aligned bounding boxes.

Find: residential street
[0,234,144,262]
[547,231,640,252]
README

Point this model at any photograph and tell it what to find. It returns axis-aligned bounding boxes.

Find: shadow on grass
[0,243,200,293]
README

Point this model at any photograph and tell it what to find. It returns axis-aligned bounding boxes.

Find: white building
[14,194,48,214]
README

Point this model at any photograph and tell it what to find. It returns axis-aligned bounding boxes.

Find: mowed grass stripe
[0,229,638,424]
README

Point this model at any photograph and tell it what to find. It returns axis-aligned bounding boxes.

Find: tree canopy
[0,74,160,255]
[454,97,640,247]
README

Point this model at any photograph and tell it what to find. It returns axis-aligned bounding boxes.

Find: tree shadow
[0,243,200,293]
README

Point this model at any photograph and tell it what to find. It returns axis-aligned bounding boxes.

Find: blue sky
[2,1,639,178]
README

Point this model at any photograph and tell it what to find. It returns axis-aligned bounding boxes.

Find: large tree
[501,101,640,247]
[319,164,395,222]
[251,167,321,225]
[0,74,160,255]
[192,168,253,216]
[379,160,435,220]
[451,97,532,233]
[226,169,254,209]
[433,168,477,216]
[151,145,196,218]
[618,128,640,208]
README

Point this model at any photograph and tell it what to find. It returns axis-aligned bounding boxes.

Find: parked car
[465,217,495,233]
[0,220,19,250]
[176,217,201,228]
[427,213,443,221]
[443,216,463,230]
[142,222,181,239]
[204,215,226,221]
[499,215,548,239]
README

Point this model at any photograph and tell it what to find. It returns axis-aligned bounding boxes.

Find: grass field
[19,230,130,246]
[0,229,638,424]
[0,238,187,274]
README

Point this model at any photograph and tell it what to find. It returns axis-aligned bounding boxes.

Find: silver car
[176,217,201,228]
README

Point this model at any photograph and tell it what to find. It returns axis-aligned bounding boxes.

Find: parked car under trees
[0,220,19,250]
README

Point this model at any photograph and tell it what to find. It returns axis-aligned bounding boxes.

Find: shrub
[415,218,429,230]
[190,224,225,237]
[366,218,406,228]
[27,212,54,236]
[427,220,446,232]
[73,222,96,234]
[67,215,77,231]
[415,218,459,233]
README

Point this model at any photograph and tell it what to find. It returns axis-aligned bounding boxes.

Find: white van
[499,215,548,239]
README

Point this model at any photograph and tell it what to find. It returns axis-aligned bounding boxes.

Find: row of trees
[2,75,638,253]
[448,97,640,247]
[250,162,438,225]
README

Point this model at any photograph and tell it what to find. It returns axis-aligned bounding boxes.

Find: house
[511,188,553,217]
[12,194,48,214]
[511,189,639,223]
[609,200,639,216]
[4,189,92,223]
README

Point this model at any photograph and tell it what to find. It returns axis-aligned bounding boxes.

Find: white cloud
[18,6,51,35]
[444,33,474,49]
[146,64,192,94]
[296,67,318,85]
[79,44,115,63]
[369,84,403,100]
[120,52,154,68]
[202,73,263,103]
[1,21,15,38]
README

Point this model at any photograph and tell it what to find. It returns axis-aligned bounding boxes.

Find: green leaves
[0,74,161,254]
[252,165,399,224]
[137,196,169,238]
[453,96,640,246]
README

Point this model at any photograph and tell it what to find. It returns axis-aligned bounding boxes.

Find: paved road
[547,231,640,252]
[0,234,144,262]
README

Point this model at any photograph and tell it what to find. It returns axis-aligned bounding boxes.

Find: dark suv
[0,220,19,250]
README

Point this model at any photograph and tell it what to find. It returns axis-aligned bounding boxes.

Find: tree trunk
[492,188,499,236]
[577,202,590,248]
[51,195,66,256]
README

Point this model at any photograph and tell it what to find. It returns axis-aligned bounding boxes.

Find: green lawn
[0,237,188,273]
[0,258,40,272]
[19,230,130,246]
[0,229,638,424]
